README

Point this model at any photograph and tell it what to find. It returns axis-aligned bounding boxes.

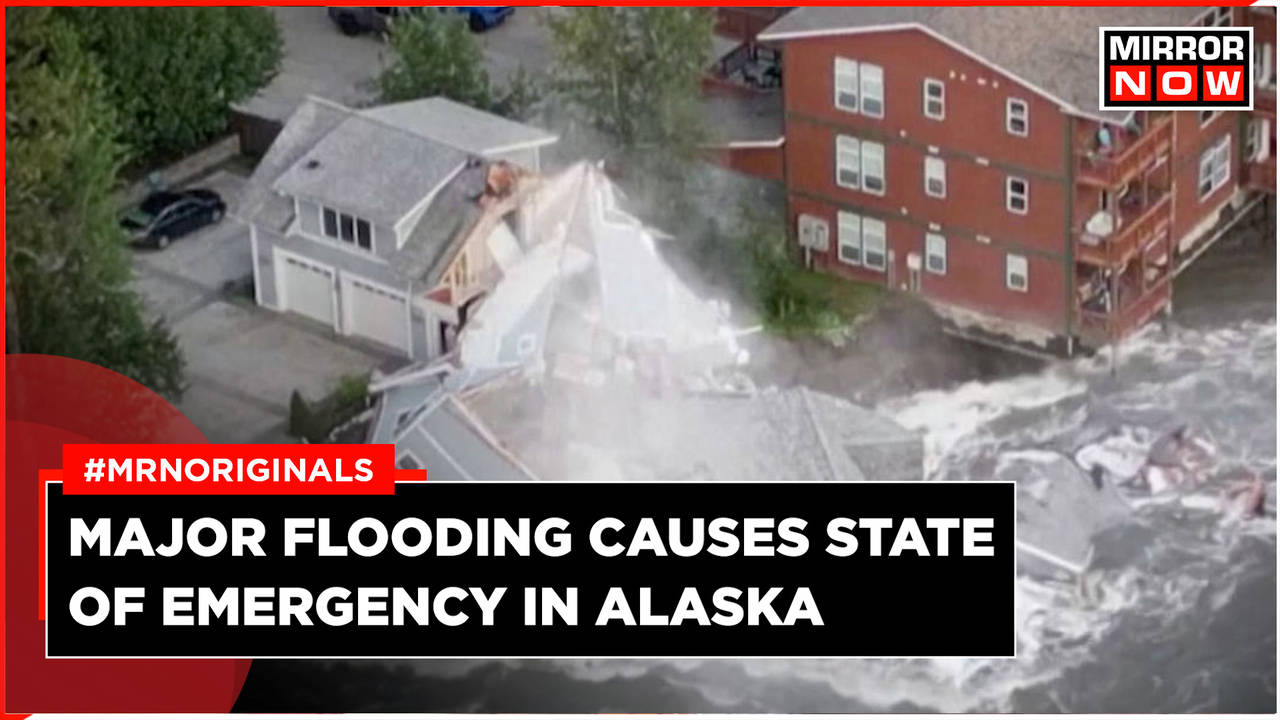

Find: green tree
[378,10,541,120]
[60,7,281,163]
[5,8,184,397]
[546,7,714,152]
[379,10,494,108]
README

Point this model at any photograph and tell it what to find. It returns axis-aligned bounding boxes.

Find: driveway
[130,168,397,444]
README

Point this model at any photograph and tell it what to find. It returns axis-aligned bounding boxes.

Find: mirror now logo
[1099,27,1254,111]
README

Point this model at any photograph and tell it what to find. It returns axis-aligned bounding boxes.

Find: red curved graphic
[5,354,251,713]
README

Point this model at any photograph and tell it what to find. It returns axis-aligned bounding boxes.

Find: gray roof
[389,163,488,287]
[995,451,1130,577]
[468,380,924,484]
[361,97,558,157]
[369,369,536,482]
[273,113,469,227]
[758,6,1207,123]
[235,97,351,230]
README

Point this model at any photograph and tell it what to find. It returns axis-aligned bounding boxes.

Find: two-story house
[718,6,1276,354]
[235,95,557,360]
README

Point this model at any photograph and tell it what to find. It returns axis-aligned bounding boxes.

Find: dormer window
[321,206,373,251]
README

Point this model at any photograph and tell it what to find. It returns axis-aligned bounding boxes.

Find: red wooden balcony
[1075,189,1172,267]
[1077,280,1171,347]
[1076,114,1173,189]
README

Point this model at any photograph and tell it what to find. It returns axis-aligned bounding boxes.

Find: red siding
[762,16,1271,348]
[707,145,786,182]
[781,29,1068,177]
[780,27,1071,335]
[1170,110,1240,243]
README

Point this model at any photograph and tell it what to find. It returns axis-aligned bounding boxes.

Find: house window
[1257,43,1276,88]
[924,156,946,198]
[1006,253,1028,292]
[1246,118,1269,161]
[1202,6,1231,26]
[1199,109,1220,126]
[516,333,538,358]
[923,78,945,120]
[1006,98,1029,136]
[925,233,947,275]
[835,135,861,189]
[862,217,887,271]
[356,219,372,250]
[861,141,886,195]
[860,63,885,117]
[837,211,862,265]
[320,205,374,252]
[1198,134,1232,198]
[834,57,859,112]
[1006,176,1028,214]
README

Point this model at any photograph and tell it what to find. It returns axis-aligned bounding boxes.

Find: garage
[343,274,409,353]
[277,251,336,328]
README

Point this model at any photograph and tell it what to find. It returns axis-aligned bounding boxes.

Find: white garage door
[279,253,335,327]
[344,275,409,352]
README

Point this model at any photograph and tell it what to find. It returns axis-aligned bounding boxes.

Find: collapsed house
[367,162,924,485]
[235,95,557,360]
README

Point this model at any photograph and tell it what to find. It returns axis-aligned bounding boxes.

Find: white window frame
[861,140,886,196]
[924,156,946,198]
[1203,6,1232,26]
[1257,42,1275,88]
[1198,134,1232,199]
[1006,176,1029,214]
[1246,118,1270,162]
[834,57,859,112]
[320,204,375,253]
[925,233,946,275]
[837,211,862,266]
[835,135,861,190]
[923,78,945,120]
[1199,109,1221,127]
[1006,253,1028,292]
[1006,98,1029,137]
[861,217,887,272]
[859,63,885,118]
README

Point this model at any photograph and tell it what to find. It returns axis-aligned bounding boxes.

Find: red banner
[58,444,419,495]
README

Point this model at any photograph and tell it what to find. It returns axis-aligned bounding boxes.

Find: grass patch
[762,266,885,337]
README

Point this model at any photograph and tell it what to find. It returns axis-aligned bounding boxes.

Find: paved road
[130,168,396,444]
[263,6,556,112]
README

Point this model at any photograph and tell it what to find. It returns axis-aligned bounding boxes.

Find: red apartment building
[719,6,1276,354]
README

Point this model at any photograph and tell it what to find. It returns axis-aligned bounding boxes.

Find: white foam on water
[518,314,1275,713]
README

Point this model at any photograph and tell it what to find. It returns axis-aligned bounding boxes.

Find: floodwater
[235,208,1276,713]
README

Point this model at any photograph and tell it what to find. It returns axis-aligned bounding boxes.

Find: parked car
[326,7,399,35]
[327,7,512,35]
[121,189,225,249]
[449,7,514,32]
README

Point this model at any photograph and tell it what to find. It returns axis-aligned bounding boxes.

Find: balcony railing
[1077,280,1171,346]
[1076,114,1173,188]
[1075,189,1172,266]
